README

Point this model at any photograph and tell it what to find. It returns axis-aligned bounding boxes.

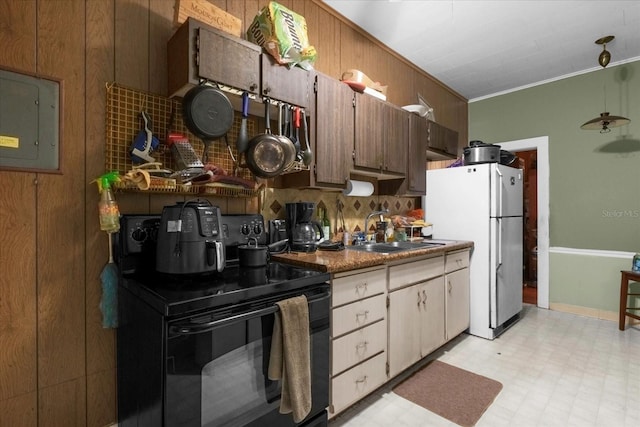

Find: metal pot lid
[469,140,500,148]
[182,85,234,140]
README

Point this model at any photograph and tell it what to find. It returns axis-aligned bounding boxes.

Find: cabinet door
[388,285,421,377]
[260,54,310,107]
[442,126,460,156]
[315,73,354,185]
[427,120,445,151]
[446,267,470,339]
[198,26,261,93]
[354,93,384,171]
[384,105,408,174]
[167,18,261,98]
[419,277,445,357]
[407,115,428,193]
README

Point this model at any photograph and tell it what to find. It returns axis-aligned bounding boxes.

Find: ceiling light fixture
[581,35,630,133]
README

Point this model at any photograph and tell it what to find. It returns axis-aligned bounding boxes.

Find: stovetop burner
[121,261,329,317]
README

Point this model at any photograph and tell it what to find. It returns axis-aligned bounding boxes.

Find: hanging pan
[245,99,295,178]
[182,82,234,164]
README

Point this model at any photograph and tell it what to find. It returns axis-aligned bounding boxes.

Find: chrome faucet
[363,209,389,242]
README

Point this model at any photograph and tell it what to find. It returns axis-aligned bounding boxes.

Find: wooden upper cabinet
[354,94,407,176]
[354,94,387,173]
[314,73,353,186]
[261,54,310,108]
[407,115,427,194]
[385,105,409,175]
[167,18,310,109]
[427,120,459,158]
[168,18,261,98]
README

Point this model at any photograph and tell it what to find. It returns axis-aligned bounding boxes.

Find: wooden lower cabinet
[445,250,471,340]
[328,251,470,416]
[388,277,445,378]
[329,267,388,418]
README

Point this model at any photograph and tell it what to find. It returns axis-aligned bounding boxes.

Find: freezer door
[490,164,523,217]
[490,216,523,328]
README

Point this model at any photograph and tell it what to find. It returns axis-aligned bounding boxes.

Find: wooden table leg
[619,272,629,331]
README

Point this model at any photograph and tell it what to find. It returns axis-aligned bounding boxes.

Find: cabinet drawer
[332,268,386,307]
[445,249,470,273]
[331,320,386,376]
[330,352,387,416]
[388,256,443,291]
[331,294,386,338]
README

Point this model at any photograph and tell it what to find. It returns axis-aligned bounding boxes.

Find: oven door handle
[171,305,278,335]
[170,289,330,335]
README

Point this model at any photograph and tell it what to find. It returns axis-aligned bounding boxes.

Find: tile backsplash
[261,188,420,238]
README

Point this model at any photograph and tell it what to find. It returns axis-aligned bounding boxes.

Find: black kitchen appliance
[156,200,225,275]
[286,202,324,253]
[116,213,330,427]
[269,219,288,244]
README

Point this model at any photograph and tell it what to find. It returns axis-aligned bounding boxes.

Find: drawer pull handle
[422,290,427,308]
[417,291,422,307]
[355,310,369,322]
[355,282,368,294]
[448,280,452,294]
[356,341,369,351]
[355,375,368,384]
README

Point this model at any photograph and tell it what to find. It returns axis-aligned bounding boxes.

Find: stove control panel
[221,214,267,247]
[119,215,160,255]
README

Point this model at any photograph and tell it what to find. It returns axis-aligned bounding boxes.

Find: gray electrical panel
[0,67,61,173]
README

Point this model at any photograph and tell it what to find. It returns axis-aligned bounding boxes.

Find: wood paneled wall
[0,1,466,425]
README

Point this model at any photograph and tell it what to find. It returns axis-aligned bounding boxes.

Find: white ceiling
[323,0,640,101]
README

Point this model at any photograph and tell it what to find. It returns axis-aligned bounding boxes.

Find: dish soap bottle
[93,172,121,233]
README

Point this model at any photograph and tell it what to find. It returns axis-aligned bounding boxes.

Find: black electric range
[117,214,330,318]
[116,213,331,427]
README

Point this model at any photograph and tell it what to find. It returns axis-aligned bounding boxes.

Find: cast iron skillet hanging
[182,82,234,163]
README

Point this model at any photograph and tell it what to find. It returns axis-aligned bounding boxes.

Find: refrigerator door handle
[495,167,503,217]
[497,218,503,270]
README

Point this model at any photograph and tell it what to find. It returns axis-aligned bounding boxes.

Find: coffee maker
[286,202,324,252]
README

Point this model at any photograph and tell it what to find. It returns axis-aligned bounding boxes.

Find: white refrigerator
[423,163,523,340]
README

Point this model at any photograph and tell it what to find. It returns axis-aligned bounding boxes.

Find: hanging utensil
[301,109,313,166]
[276,102,297,168]
[289,105,301,159]
[99,233,118,328]
[283,102,290,136]
[237,91,250,156]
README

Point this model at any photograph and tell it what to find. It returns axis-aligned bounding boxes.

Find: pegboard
[105,82,255,182]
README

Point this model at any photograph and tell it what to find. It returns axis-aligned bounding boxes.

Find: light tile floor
[329,304,640,427]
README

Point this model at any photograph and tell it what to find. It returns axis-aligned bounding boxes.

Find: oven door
[165,285,330,427]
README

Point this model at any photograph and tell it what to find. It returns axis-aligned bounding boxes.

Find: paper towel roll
[343,180,374,197]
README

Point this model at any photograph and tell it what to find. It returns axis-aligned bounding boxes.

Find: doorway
[497,136,549,309]
[517,150,538,305]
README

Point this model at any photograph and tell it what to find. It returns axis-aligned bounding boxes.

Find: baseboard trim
[550,302,618,322]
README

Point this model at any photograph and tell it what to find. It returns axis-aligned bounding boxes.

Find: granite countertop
[271,240,473,274]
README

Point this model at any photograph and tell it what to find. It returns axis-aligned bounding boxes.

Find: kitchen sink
[346,240,446,255]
